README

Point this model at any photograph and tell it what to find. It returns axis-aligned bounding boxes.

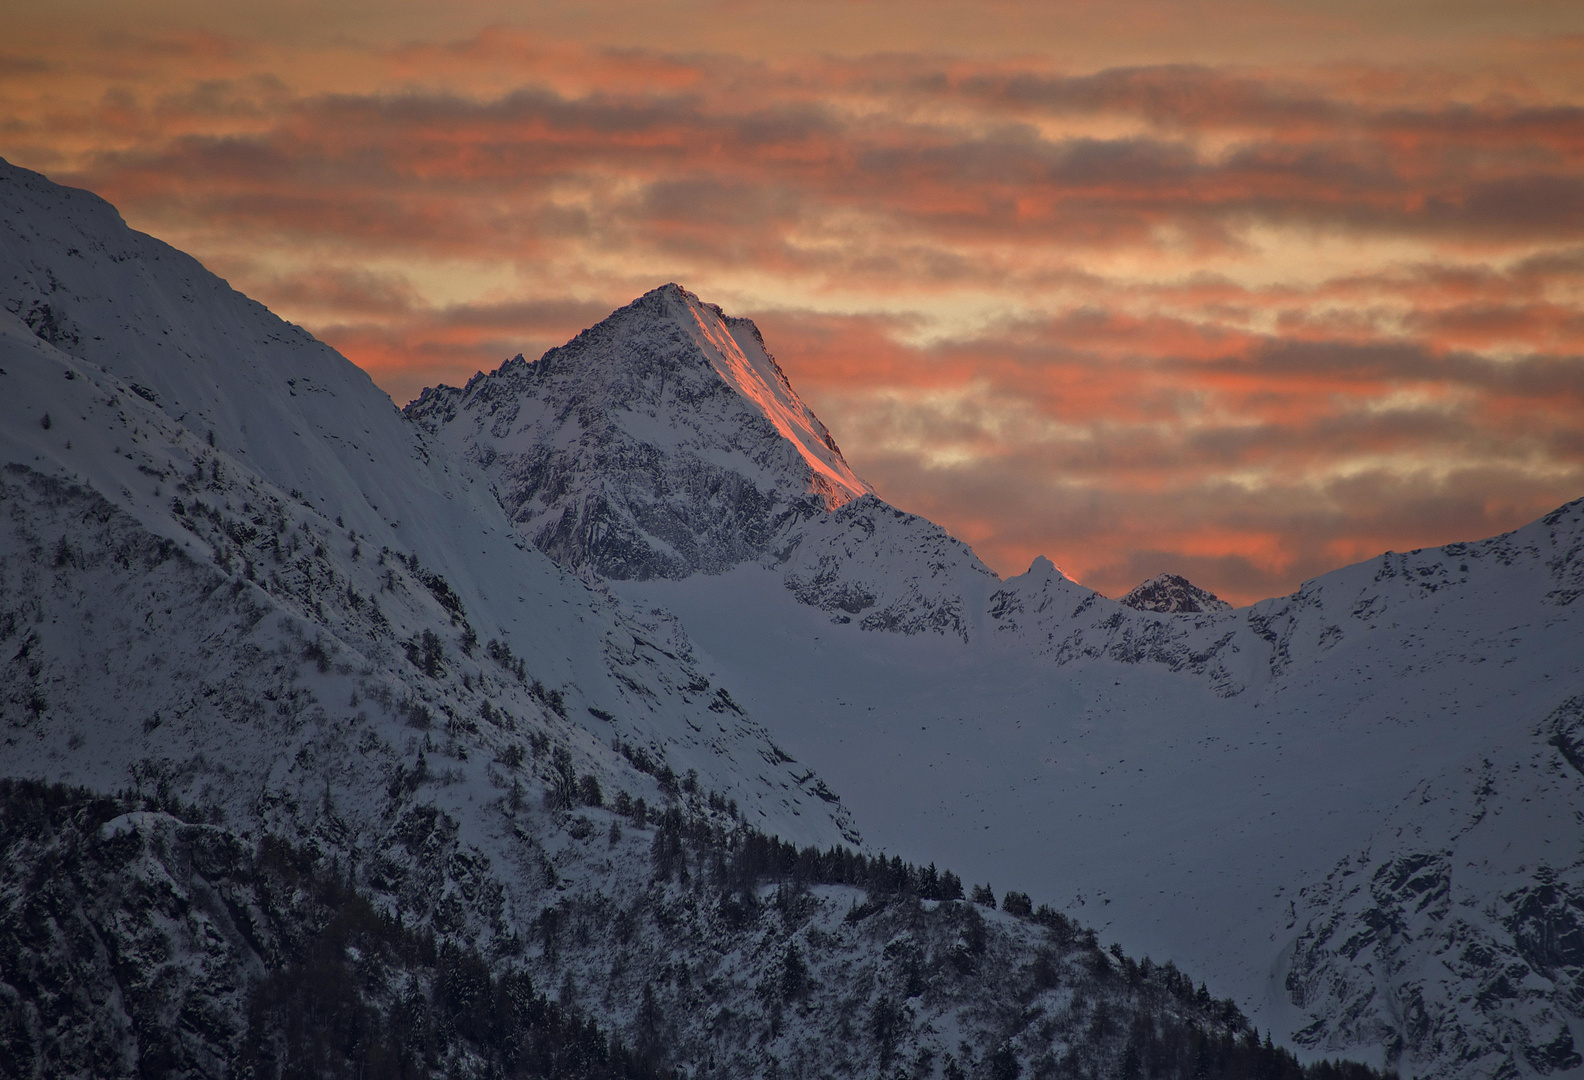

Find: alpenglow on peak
[407,283,872,580]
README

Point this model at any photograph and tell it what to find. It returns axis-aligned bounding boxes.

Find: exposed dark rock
[1119,573,1233,614]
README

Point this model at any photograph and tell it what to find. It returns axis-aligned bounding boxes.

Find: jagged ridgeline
[1,779,1390,1080]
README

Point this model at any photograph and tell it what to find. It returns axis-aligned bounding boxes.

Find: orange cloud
[2,23,1582,604]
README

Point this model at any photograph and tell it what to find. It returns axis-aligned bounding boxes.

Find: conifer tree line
[571,775,1393,1080]
[1,771,1396,1080]
[0,779,673,1080]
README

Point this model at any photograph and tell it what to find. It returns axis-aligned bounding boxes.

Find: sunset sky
[6,1,1584,603]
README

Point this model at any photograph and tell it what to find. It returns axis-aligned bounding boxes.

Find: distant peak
[405,281,876,580]
[558,284,870,509]
[1118,573,1231,614]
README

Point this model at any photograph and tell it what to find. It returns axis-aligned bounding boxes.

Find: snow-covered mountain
[0,159,1342,1080]
[415,285,1584,1079]
[406,284,869,581]
[408,286,1003,642]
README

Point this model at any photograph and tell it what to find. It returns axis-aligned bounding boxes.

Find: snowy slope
[619,505,1584,1079]
[405,279,1584,1077]
[771,494,1001,642]
[0,159,854,849]
[0,312,852,845]
[7,406,1245,1078]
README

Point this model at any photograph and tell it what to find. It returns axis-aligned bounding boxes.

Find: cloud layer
[4,13,1582,603]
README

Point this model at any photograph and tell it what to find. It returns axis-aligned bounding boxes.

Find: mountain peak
[541,281,868,509]
[1118,573,1232,614]
[408,285,871,578]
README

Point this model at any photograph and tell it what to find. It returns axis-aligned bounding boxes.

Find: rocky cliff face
[1284,694,1584,1080]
